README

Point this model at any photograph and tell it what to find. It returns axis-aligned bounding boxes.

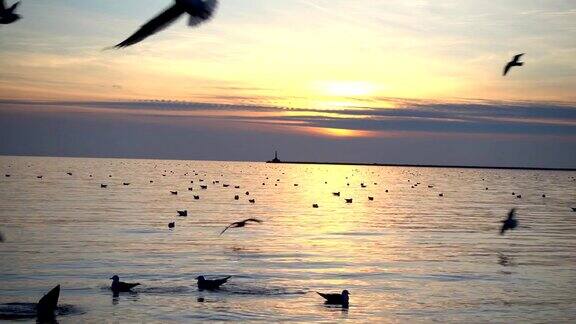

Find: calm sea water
[0,156,575,323]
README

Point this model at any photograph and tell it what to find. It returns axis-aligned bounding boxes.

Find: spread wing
[113,4,186,48]
[500,222,507,235]
[503,62,513,76]
[220,223,236,235]
[244,218,263,224]
[8,1,19,12]
[513,53,524,62]
[188,0,219,26]
[507,208,516,221]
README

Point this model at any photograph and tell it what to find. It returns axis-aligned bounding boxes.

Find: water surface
[1,156,575,322]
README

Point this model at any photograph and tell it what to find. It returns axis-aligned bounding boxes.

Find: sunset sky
[0,0,575,167]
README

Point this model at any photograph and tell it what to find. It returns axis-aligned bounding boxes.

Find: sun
[320,81,375,97]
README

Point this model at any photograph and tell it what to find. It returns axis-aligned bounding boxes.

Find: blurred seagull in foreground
[317,290,350,307]
[110,275,140,293]
[503,54,525,76]
[220,218,263,235]
[37,285,60,321]
[0,0,21,25]
[500,208,518,235]
[112,0,218,48]
[196,275,231,290]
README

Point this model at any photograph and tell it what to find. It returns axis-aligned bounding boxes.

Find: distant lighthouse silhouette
[268,150,281,163]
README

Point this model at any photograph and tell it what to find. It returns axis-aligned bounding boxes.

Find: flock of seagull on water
[2,164,576,321]
[2,0,527,75]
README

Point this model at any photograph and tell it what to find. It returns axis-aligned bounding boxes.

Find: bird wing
[513,53,525,62]
[214,276,231,285]
[220,223,236,235]
[113,4,186,48]
[245,218,263,224]
[317,292,339,301]
[317,292,330,300]
[0,1,5,12]
[8,1,19,12]
[120,282,140,290]
[503,62,513,76]
[507,208,516,220]
[500,223,507,235]
[188,0,219,27]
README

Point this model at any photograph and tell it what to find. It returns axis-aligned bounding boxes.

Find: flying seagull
[0,0,21,25]
[220,218,263,235]
[110,275,140,293]
[196,275,231,290]
[500,208,518,235]
[317,290,350,307]
[112,0,218,48]
[503,54,525,76]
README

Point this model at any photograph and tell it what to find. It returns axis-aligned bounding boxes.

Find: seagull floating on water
[110,275,140,293]
[0,1,22,25]
[503,53,525,76]
[196,275,231,290]
[112,0,219,48]
[317,290,350,307]
[220,218,262,235]
[168,222,175,229]
[500,208,518,235]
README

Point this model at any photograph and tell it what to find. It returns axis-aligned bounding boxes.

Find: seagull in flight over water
[500,208,518,235]
[220,218,263,235]
[112,0,218,48]
[0,0,21,24]
[503,54,525,76]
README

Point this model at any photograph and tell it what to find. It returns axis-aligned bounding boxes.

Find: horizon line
[1,153,574,172]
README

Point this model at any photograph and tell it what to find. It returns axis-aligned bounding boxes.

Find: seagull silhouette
[220,218,263,235]
[110,275,140,293]
[0,0,21,25]
[112,0,218,48]
[503,53,525,76]
[317,290,350,307]
[196,275,231,290]
[500,208,518,235]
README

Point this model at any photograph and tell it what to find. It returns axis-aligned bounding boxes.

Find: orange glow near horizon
[308,127,377,138]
